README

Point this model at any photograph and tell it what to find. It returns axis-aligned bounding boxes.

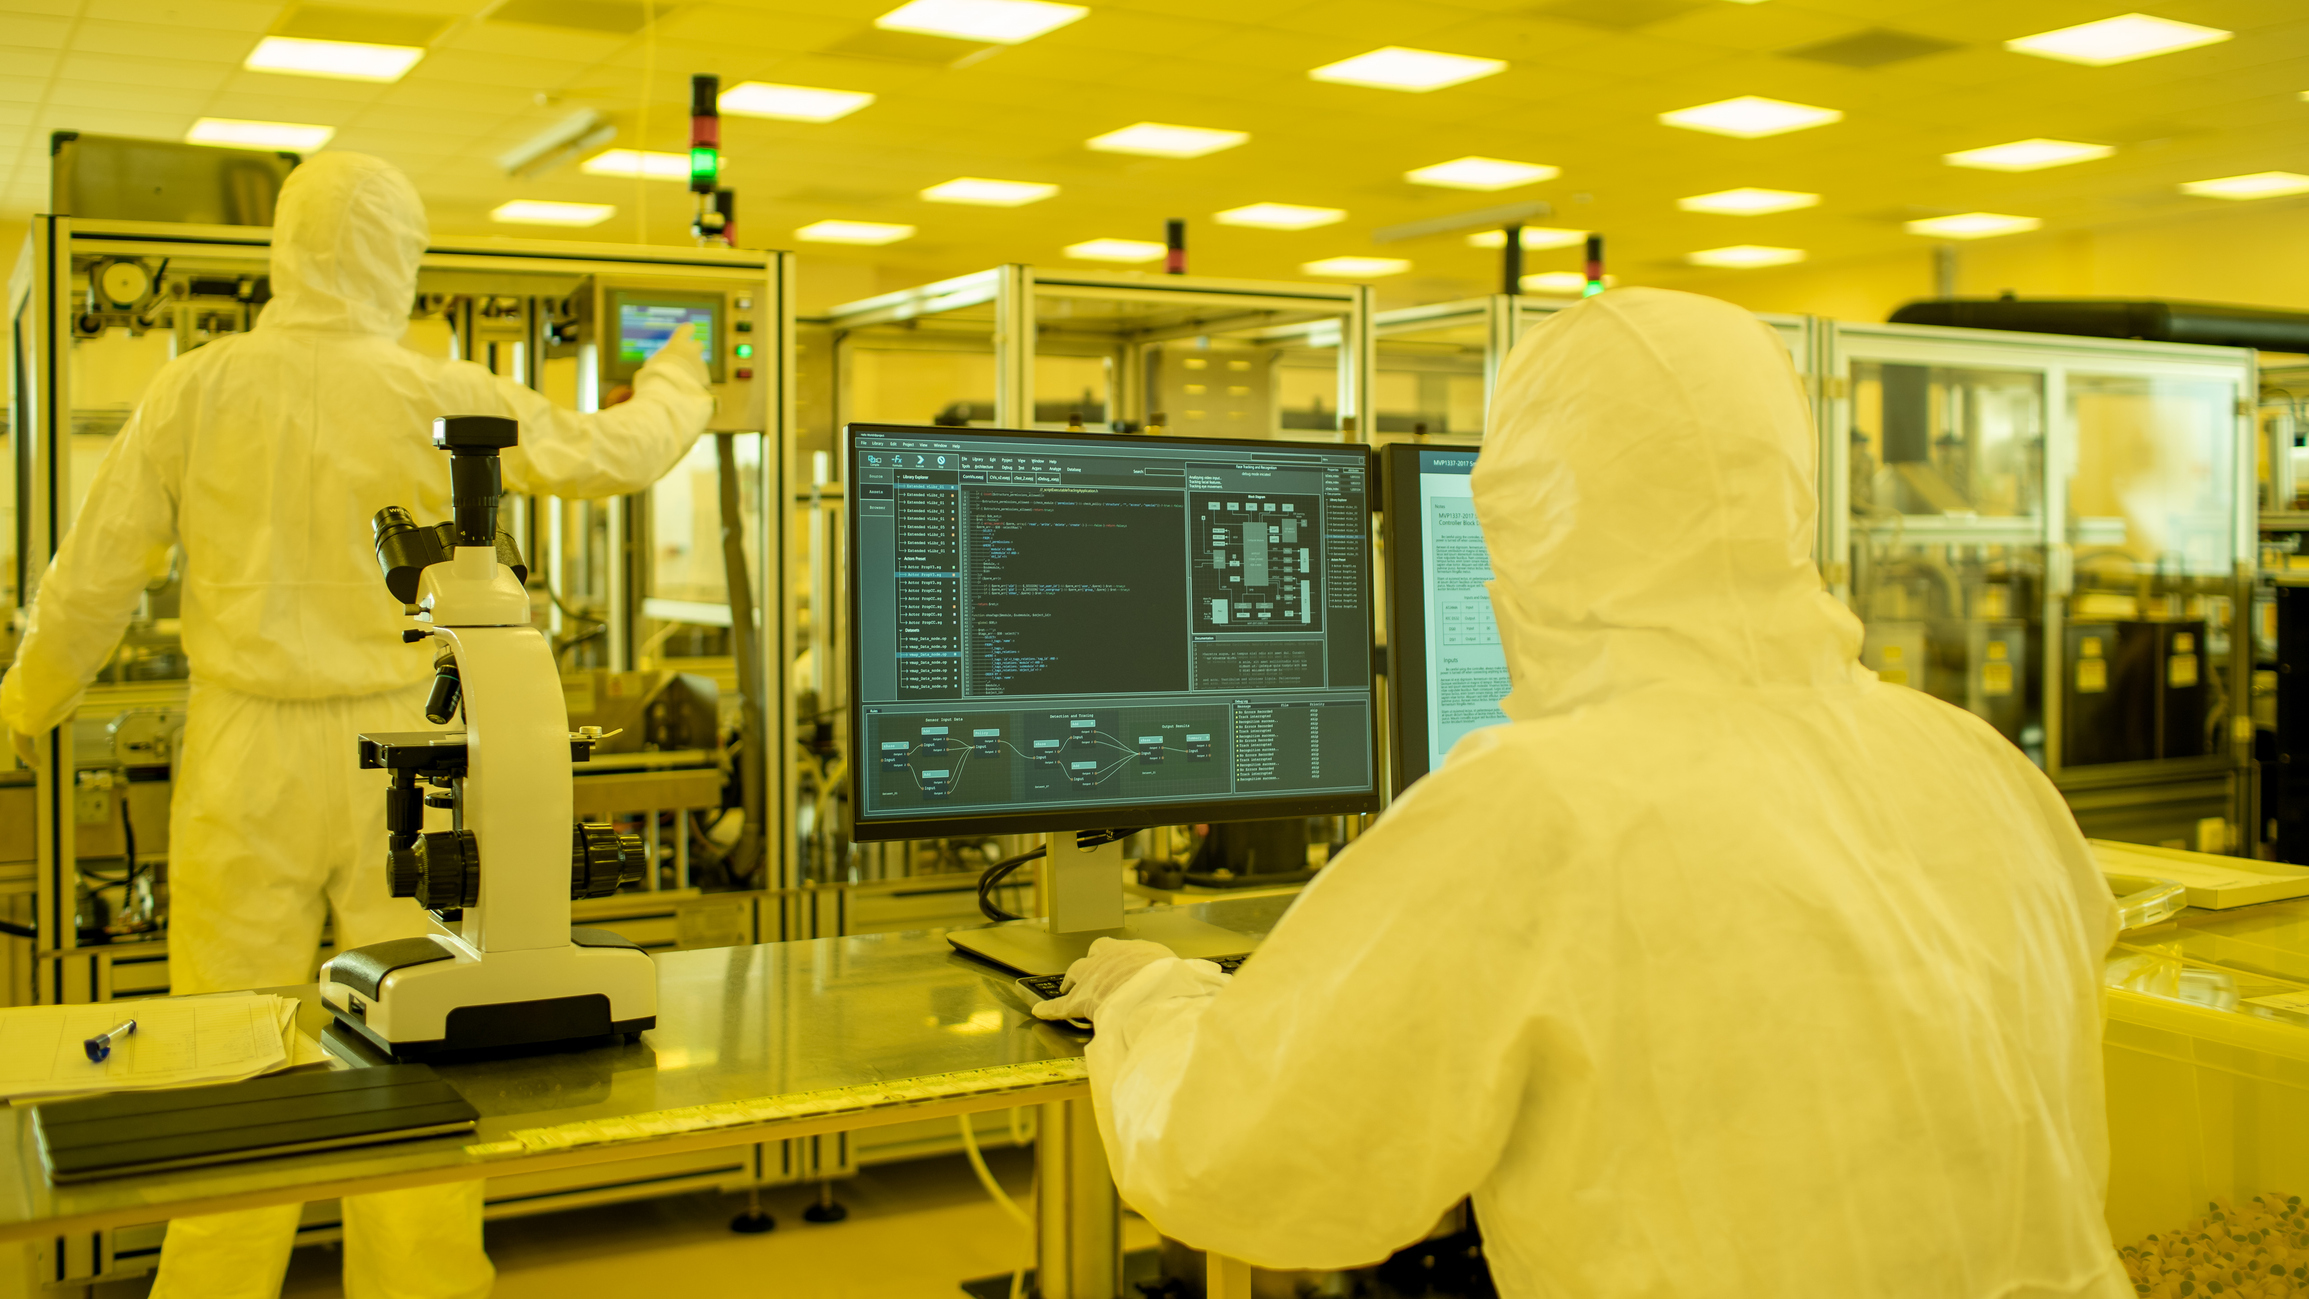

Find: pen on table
[84,1019,136,1063]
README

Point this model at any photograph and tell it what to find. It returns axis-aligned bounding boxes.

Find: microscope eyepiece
[432,416,519,547]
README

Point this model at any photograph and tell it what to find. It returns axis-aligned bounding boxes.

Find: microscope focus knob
[387,843,422,898]
[414,829,480,910]
[572,823,647,899]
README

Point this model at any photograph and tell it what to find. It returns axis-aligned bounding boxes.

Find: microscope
[320,416,657,1060]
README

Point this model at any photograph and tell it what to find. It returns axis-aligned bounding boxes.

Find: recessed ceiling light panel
[875,0,1086,45]
[186,117,336,151]
[244,35,424,82]
[1686,245,1806,268]
[797,220,917,245]
[1405,156,1558,191]
[2005,13,2231,66]
[1467,227,1587,250]
[922,177,1057,206]
[1085,122,1248,159]
[1302,256,1410,277]
[581,149,688,180]
[1214,203,1346,231]
[1659,96,1841,138]
[1309,46,1505,92]
[491,200,617,227]
[1677,187,1820,215]
[1943,138,2114,171]
[719,82,875,122]
[1064,239,1166,263]
[1904,212,2042,239]
[2180,172,2309,200]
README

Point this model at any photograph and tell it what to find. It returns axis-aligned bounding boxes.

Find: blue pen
[84,1019,136,1063]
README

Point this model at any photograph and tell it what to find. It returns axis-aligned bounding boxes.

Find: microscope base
[947,910,1257,977]
[321,928,657,1062]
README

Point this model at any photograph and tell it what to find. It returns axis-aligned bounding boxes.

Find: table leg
[1206,1253,1253,1299]
[1035,1098,1119,1299]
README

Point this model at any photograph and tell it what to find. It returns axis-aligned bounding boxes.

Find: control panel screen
[605,291,723,383]
[847,423,1379,839]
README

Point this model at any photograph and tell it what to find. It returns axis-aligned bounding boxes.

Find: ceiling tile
[70,20,259,60]
[81,0,281,31]
[0,48,60,78]
[57,52,237,91]
[0,75,50,104]
[5,12,74,47]
[1260,0,1485,43]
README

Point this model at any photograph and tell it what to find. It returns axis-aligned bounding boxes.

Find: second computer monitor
[847,423,1381,841]
[1381,443,1512,792]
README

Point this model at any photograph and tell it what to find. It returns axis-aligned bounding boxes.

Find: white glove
[1032,937,1178,1024]
[644,321,711,390]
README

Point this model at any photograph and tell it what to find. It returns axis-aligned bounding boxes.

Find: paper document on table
[0,995,295,1101]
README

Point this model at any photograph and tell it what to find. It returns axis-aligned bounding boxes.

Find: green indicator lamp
[1582,233,1605,298]
[734,343,753,359]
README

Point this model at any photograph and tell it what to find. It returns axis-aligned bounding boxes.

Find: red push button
[735,367,754,379]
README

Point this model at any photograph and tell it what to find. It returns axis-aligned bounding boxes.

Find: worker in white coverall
[1037,287,2128,1299]
[1,152,712,1298]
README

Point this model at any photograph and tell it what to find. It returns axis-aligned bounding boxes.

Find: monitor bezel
[843,420,1382,842]
[604,289,726,385]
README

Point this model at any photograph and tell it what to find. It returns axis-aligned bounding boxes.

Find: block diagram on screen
[1193,491,1322,631]
[863,704,1232,814]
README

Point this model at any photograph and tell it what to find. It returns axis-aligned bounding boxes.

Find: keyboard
[1017,953,1250,1018]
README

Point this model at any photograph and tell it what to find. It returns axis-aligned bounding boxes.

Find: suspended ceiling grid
[1,0,2305,306]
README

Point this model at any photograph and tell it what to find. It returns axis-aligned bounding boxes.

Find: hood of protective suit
[261,151,427,336]
[1473,287,1864,719]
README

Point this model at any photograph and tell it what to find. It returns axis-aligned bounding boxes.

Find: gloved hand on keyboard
[1031,937,1179,1024]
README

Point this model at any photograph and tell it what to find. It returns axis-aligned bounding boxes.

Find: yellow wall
[1661,197,2309,325]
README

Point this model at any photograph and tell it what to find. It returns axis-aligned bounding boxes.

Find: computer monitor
[846,423,1381,844]
[1380,443,1511,792]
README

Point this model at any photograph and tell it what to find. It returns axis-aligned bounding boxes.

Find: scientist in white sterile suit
[1,152,712,1298]
[1036,288,2127,1299]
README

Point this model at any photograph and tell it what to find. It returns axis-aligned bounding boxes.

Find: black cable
[0,919,34,940]
[119,792,138,882]
[974,828,1145,923]
[977,846,1045,923]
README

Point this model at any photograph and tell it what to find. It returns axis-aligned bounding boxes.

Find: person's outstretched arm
[1,401,182,740]
[488,324,716,499]
[1079,741,1557,1269]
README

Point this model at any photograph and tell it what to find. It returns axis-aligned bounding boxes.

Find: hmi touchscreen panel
[847,423,1379,839]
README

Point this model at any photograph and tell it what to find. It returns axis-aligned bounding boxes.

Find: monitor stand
[946,830,1260,976]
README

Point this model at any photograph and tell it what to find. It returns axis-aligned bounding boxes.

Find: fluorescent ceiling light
[1405,156,1558,191]
[1677,187,1819,215]
[1302,256,1410,278]
[1214,203,1345,231]
[1467,226,1587,250]
[1904,212,2041,239]
[2005,13,2230,66]
[1085,122,1247,158]
[796,220,916,245]
[875,0,1085,44]
[1659,96,1841,139]
[1309,47,1505,92]
[244,35,423,82]
[1686,245,1805,268]
[719,81,875,123]
[2180,171,2309,200]
[491,200,616,227]
[186,117,335,151]
[921,177,1057,206]
[1064,238,1166,263]
[1943,138,2114,171]
[581,149,688,180]
[1522,271,1613,293]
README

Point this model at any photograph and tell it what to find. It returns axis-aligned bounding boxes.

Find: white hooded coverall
[0,151,712,1298]
[1081,289,2128,1299]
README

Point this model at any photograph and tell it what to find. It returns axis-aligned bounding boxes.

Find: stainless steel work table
[0,895,1294,1299]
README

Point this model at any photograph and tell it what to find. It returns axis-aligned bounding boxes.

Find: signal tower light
[690,74,728,245]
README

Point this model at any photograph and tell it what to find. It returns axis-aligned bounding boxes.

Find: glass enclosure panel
[1849,361,2043,519]
[4,290,23,682]
[1373,318,1486,438]
[838,307,999,428]
[1035,289,1354,440]
[1855,541,2047,765]
[2059,372,2241,769]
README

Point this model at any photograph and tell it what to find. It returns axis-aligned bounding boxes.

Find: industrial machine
[320,418,655,1059]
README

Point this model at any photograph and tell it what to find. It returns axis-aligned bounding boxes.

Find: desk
[0,896,1295,1299]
